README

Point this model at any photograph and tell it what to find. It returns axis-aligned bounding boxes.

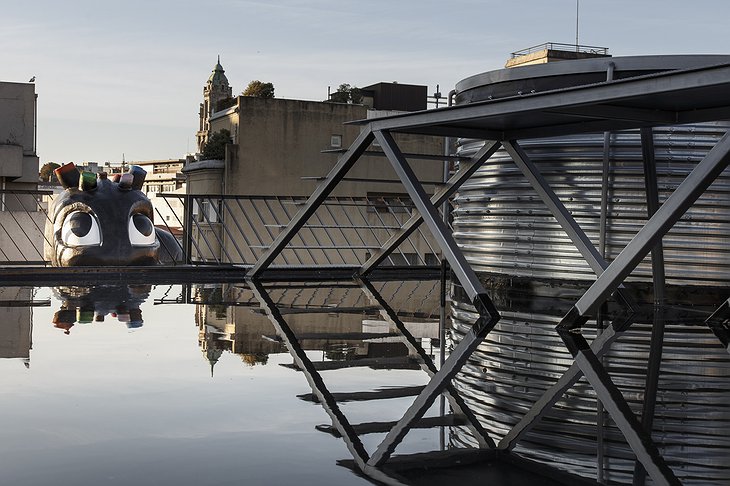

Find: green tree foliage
[39,162,61,182]
[328,83,362,104]
[242,80,275,98]
[202,129,232,160]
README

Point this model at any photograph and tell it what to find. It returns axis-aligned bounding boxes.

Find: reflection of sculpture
[44,163,182,266]
[51,285,151,334]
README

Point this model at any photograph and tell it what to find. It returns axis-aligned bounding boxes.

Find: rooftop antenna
[575,0,580,51]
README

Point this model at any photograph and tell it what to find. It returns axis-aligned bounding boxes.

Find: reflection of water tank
[450,56,730,484]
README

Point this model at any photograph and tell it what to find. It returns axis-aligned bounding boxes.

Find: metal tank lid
[455,54,730,96]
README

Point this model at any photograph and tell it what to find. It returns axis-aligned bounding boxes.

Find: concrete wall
[184,97,445,264]
[207,96,444,198]
[0,82,38,184]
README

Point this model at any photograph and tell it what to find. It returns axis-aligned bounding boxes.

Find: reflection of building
[0,287,33,368]
[194,281,442,372]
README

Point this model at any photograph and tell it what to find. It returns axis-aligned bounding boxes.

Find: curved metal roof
[354,60,730,141]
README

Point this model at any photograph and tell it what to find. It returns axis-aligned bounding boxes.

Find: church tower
[196,56,233,154]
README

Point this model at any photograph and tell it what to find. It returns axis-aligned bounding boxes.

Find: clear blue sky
[3,0,730,164]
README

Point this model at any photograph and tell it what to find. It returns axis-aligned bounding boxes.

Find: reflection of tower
[196,56,233,154]
[0,287,33,368]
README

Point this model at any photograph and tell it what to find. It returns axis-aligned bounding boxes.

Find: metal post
[633,127,667,486]
[183,194,193,264]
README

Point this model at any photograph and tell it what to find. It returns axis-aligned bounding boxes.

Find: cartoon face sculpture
[44,163,181,266]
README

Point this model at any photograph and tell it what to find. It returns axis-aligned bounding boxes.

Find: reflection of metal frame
[244,63,730,485]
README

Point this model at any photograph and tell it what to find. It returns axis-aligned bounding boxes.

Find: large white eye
[61,211,102,247]
[129,213,156,246]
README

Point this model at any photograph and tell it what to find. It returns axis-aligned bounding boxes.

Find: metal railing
[0,189,52,265]
[510,42,609,58]
[159,193,445,267]
[0,190,444,268]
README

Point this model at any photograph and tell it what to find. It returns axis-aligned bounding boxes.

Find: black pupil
[133,214,153,237]
[69,212,92,237]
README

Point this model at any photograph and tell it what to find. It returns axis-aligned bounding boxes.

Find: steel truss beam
[570,129,730,318]
[499,308,638,450]
[247,129,374,277]
[367,292,499,468]
[360,140,502,275]
[357,277,496,450]
[373,130,494,305]
[502,140,636,312]
[704,297,730,353]
[247,279,409,486]
[559,330,680,486]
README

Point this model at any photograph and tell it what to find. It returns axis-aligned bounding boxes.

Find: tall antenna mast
[575,0,579,51]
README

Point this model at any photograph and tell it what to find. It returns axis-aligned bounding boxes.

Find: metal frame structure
[243,61,730,485]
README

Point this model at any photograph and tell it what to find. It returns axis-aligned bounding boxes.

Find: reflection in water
[450,277,730,485]
[0,287,40,368]
[0,279,449,486]
[194,281,442,375]
[51,284,151,333]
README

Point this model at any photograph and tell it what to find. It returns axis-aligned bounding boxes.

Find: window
[330,134,342,148]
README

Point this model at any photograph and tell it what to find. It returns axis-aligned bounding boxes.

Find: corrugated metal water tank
[453,55,730,286]
[449,56,730,484]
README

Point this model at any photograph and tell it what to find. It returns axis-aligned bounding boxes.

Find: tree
[327,83,362,104]
[39,162,60,182]
[242,80,275,98]
[202,129,232,160]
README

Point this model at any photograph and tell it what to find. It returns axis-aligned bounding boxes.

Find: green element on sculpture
[44,163,182,266]
[79,171,97,191]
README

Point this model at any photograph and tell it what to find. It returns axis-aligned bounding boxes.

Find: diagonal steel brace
[248,129,374,277]
[359,140,502,276]
[357,276,496,450]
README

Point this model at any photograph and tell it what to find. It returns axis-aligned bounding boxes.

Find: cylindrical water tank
[453,56,730,286]
[449,56,730,484]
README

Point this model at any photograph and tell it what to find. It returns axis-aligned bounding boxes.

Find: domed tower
[196,56,233,154]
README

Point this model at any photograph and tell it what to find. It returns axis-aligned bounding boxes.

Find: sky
[3,0,730,165]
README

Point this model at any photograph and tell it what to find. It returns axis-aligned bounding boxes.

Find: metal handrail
[510,42,609,58]
[158,194,443,268]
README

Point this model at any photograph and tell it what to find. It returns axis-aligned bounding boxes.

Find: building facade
[196,57,233,154]
[183,60,446,265]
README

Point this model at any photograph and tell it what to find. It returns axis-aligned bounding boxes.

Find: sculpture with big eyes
[44,163,182,266]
